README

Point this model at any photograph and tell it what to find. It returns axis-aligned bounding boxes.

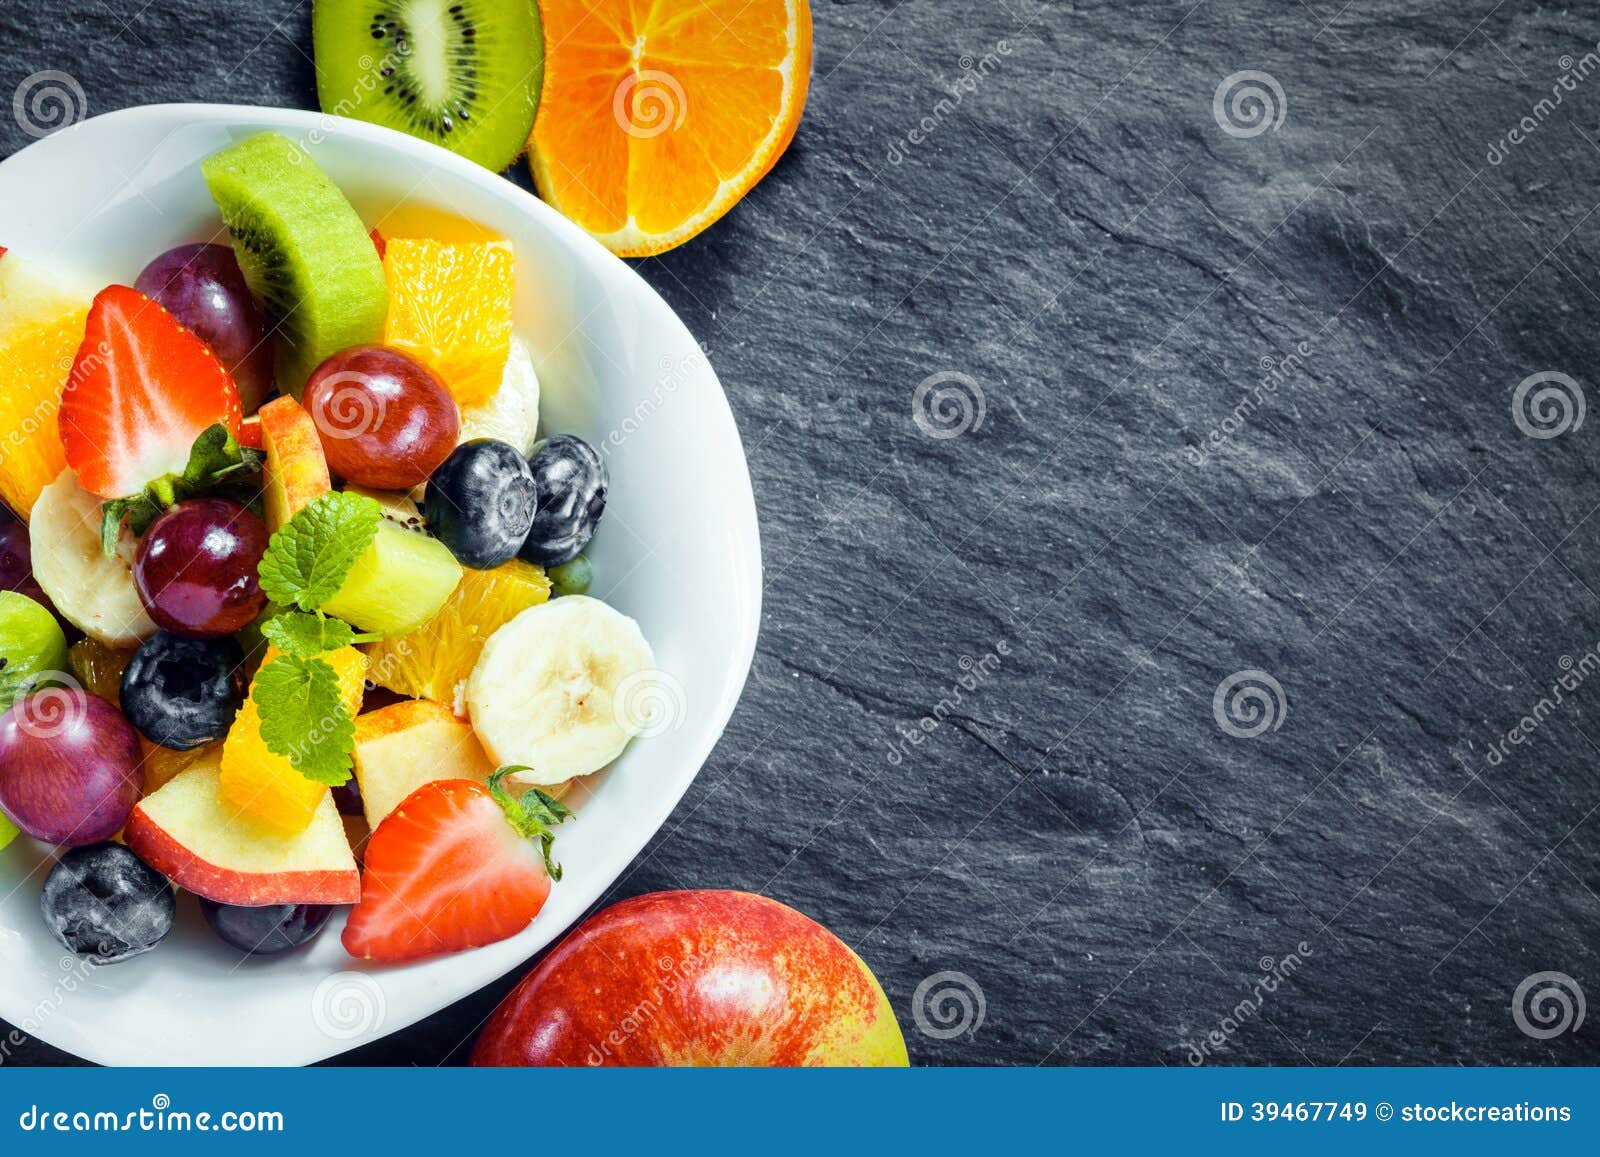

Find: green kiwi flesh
[312,0,544,173]
[202,132,389,398]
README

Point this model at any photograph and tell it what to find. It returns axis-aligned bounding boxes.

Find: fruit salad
[0,131,657,967]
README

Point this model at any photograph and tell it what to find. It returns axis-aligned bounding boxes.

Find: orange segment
[382,239,515,408]
[219,645,367,835]
[143,741,224,797]
[0,311,85,517]
[530,0,812,256]
[68,636,131,704]
[363,558,550,706]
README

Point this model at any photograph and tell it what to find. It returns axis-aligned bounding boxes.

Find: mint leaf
[258,492,382,612]
[252,654,355,786]
[261,611,373,658]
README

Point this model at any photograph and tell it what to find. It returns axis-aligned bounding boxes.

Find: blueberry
[519,435,608,567]
[424,439,538,570]
[120,630,245,751]
[199,897,333,956]
[41,843,175,963]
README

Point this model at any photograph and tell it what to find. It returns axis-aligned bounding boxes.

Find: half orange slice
[530,0,813,257]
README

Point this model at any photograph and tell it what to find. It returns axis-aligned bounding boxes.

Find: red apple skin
[472,890,909,1067]
[123,808,360,906]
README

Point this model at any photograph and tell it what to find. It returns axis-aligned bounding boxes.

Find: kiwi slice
[312,0,544,173]
[202,132,388,398]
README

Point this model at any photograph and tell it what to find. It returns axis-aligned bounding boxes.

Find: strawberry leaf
[488,767,575,880]
[99,494,163,557]
[97,423,263,558]
[182,422,262,488]
[252,654,356,786]
[258,492,382,612]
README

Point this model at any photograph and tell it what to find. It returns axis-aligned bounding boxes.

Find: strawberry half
[59,285,243,499]
[342,770,572,964]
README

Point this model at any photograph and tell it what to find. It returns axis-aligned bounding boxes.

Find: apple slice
[259,395,331,533]
[124,761,359,906]
[353,699,497,829]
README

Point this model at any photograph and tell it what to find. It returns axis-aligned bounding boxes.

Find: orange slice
[363,558,550,706]
[530,0,813,257]
[219,645,367,835]
[0,311,85,517]
[382,238,515,408]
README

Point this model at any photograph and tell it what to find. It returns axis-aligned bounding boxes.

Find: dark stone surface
[3,0,1598,1066]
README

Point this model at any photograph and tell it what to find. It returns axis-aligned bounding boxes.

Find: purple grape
[134,244,272,411]
[0,690,143,846]
[0,506,58,621]
[134,498,268,639]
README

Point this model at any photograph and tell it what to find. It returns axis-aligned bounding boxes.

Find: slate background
[3,0,1598,1066]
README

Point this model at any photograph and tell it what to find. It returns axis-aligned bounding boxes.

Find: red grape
[135,498,268,639]
[303,346,460,490]
[0,689,142,846]
[135,244,272,412]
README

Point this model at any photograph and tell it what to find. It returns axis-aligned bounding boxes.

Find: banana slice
[459,335,541,455]
[465,596,657,785]
[30,469,156,648]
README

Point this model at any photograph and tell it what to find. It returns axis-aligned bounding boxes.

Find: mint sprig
[261,610,378,658]
[489,767,575,880]
[252,653,356,786]
[99,423,264,556]
[257,491,382,611]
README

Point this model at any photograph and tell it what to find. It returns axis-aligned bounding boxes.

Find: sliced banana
[460,335,541,454]
[30,469,156,648]
[465,596,657,785]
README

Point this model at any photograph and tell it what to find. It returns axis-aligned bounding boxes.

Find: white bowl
[0,104,761,1065]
